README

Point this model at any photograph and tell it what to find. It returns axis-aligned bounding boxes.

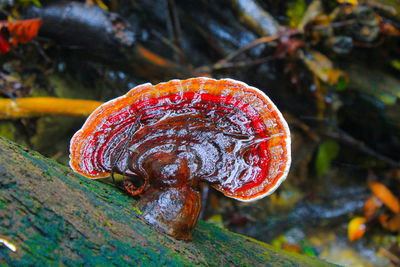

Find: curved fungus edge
[69,77,291,240]
[215,78,292,202]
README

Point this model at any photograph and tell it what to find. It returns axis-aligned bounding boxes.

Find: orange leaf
[282,243,301,253]
[7,18,42,46]
[379,214,390,229]
[364,196,383,219]
[137,45,168,67]
[388,169,400,181]
[387,213,400,232]
[368,179,400,213]
[381,23,400,36]
[348,217,366,242]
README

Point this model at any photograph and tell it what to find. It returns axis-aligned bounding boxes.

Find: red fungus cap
[70,77,291,201]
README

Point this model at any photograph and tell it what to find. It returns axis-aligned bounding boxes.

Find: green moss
[0,137,336,266]
[0,121,17,140]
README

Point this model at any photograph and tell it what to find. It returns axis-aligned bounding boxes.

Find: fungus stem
[135,186,201,240]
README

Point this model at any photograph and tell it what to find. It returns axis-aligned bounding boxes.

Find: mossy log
[0,137,334,266]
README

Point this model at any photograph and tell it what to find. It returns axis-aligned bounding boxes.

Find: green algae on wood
[0,137,335,266]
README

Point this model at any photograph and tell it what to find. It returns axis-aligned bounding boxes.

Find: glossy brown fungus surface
[70,77,291,240]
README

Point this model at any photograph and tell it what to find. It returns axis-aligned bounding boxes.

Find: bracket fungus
[69,77,291,240]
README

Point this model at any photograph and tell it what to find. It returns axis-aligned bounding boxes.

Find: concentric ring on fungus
[69,77,291,239]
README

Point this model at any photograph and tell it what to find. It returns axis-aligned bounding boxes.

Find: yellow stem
[0,97,103,119]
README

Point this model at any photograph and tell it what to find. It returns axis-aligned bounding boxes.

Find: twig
[151,30,187,61]
[300,116,399,167]
[0,97,103,119]
[212,18,361,71]
[312,19,357,30]
[213,56,274,70]
[353,37,385,48]
[214,35,279,69]
[324,130,400,168]
[379,247,400,265]
[286,115,320,142]
[166,0,187,65]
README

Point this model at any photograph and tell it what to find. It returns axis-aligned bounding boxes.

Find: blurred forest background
[1,0,400,266]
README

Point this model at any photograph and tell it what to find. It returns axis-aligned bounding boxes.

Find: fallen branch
[0,97,102,119]
[0,137,334,266]
[26,2,191,81]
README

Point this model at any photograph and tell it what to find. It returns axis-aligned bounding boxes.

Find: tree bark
[0,137,333,266]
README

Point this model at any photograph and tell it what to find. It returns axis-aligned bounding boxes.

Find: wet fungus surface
[69,77,291,240]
